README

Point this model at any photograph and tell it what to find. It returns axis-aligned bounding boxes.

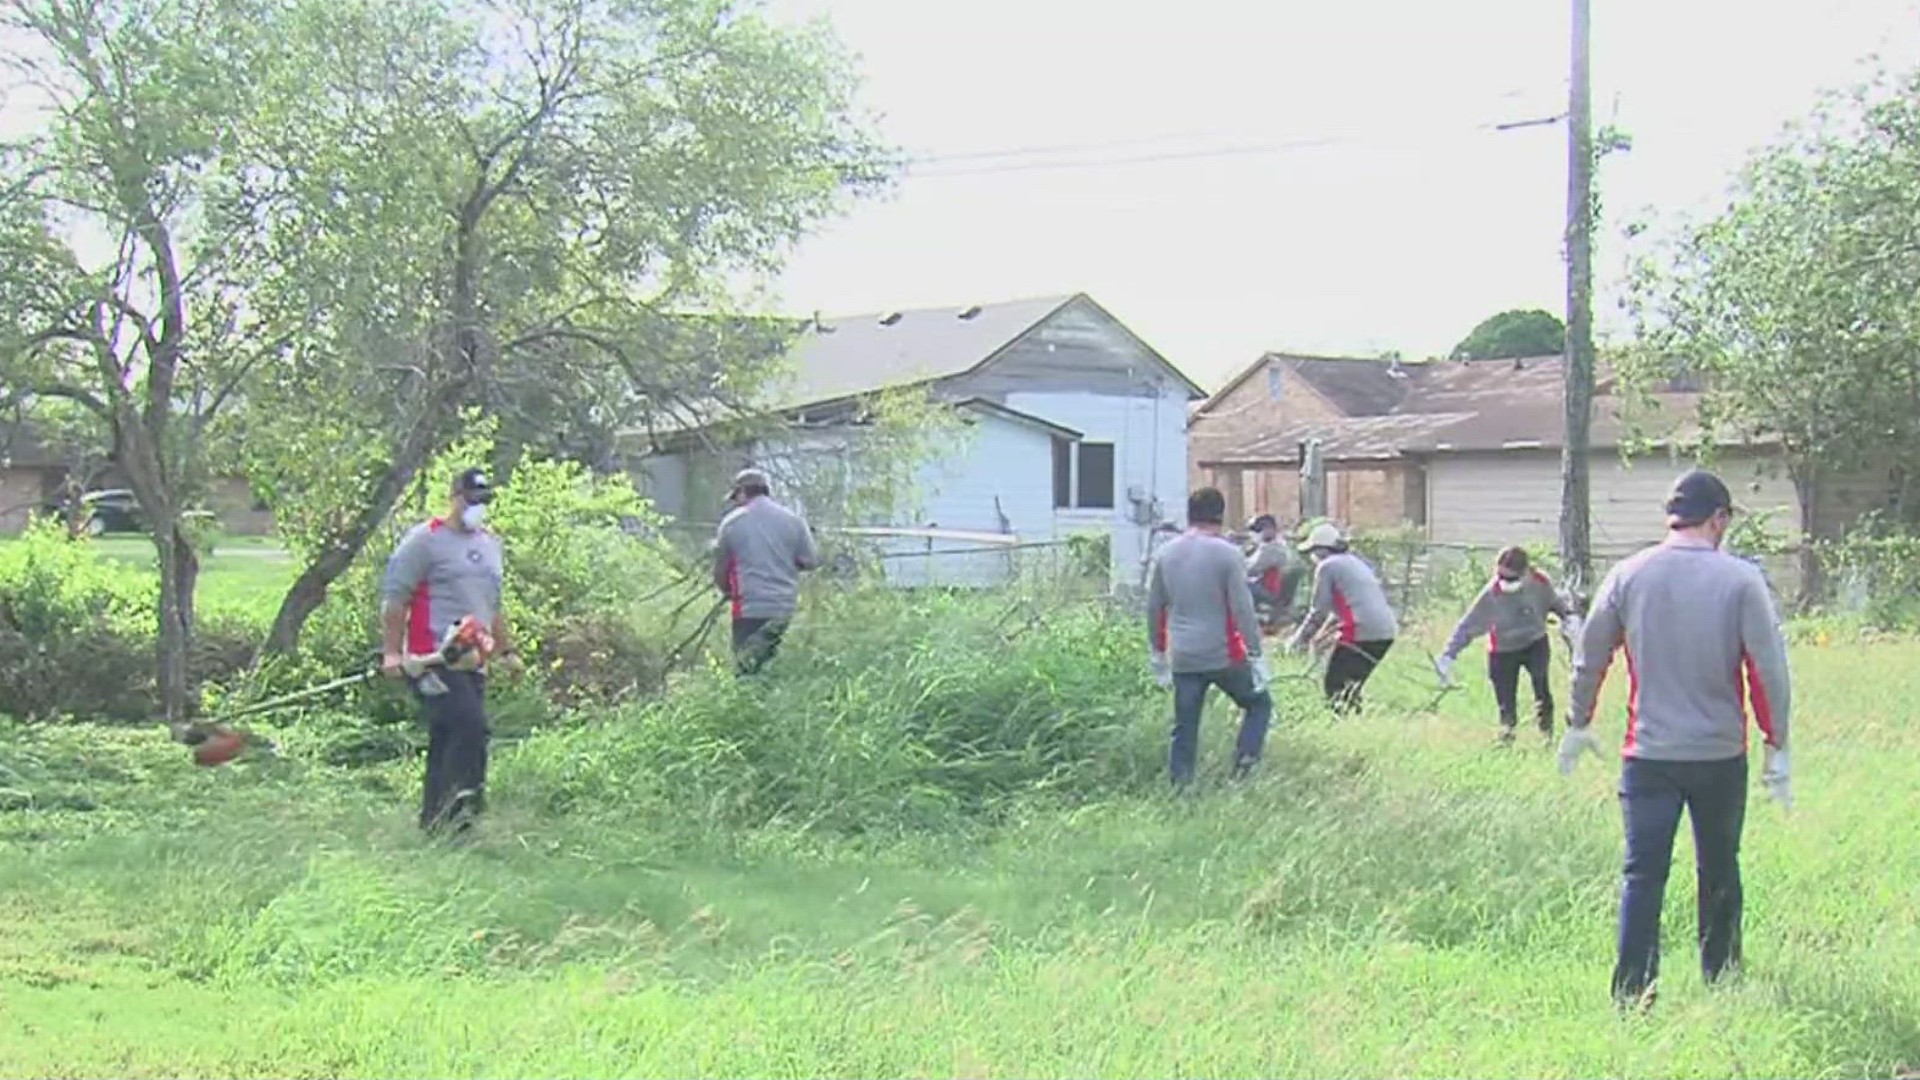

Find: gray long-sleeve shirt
[1568,537,1791,760]
[381,518,505,655]
[1246,540,1295,595]
[713,497,819,620]
[1147,530,1263,673]
[1290,551,1398,648]
[1443,572,1572,658]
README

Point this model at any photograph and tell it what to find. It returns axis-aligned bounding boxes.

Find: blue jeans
[1613,755,1747,1003]
[1170,666,1273,786]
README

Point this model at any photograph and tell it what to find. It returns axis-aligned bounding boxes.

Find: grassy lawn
[1,626,1915,1078]
[9,534,298,611]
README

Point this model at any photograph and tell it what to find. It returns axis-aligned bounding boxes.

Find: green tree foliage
[237,0,895,654]
[0,0,292,719]
[1449,309,1566,361]
[1625,62,1920,530]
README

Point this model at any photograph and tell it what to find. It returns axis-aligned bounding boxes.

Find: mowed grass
[2,630,1918,1078]
[0,533,295,612]
[89,535,297,609]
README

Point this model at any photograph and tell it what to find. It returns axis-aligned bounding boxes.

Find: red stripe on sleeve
[1622,646,1640,756]
[1156,609,1169,652]
[408,581,435,655]
[1332,590,1357,644]
[1742,649,1777,749]
[726,556,742,620]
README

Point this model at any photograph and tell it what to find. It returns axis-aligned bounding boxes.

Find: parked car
[39,489,146,536]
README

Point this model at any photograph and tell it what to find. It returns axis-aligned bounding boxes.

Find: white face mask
[460,503,487,530]
[1494,575,1523,594]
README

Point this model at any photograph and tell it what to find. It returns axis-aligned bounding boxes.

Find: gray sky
[763,0,1920,388]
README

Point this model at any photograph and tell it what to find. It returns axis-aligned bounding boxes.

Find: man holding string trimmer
[382,467,519,835]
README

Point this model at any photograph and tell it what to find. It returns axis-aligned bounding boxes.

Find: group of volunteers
[377,466,816,834]
[376,461,1792,1009]
[1146,468,1793,1009]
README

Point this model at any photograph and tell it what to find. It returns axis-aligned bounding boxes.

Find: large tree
[0,0,290,719]
[1627,61,1920,549]
[1449,309,1567,362]
[237,0,891,653]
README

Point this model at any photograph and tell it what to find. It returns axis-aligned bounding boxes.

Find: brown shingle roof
[1199,353,1748,465]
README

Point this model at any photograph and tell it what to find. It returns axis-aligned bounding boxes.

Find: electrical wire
[902,114,1564,180]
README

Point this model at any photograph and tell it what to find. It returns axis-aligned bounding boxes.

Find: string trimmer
[173,615,496,766]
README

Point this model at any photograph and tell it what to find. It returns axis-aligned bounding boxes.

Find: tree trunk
[153,521,200,722]
[261,374,472,654]
[1559,0,1596,594]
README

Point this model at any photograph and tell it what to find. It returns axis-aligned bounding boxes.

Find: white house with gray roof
[630,293,1204,589]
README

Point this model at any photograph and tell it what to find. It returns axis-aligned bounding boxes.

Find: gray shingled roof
[1282,355,1417,415]
[1199,353,1740,465]
[770,295,1077,408]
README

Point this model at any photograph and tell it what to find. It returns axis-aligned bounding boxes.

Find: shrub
[1818,515,1920,630]
[0,522,158,720]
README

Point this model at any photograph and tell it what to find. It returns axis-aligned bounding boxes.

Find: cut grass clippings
[1,623,1917,1077]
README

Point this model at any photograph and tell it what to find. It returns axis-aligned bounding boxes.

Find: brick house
[1189,352,1895,563]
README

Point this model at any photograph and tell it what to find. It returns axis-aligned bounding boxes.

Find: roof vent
[879,311,903,326]
[811,311,833,333]
[957,305,983,320]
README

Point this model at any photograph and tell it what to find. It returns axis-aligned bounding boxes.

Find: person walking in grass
[1244,513,1303,628]
[1561,469,1793,1009]
[1146,487,1273,787]
[1435,545,1582,746]
[713,468,819,676]
[381,467,519,835]
[1285,522,1398,714]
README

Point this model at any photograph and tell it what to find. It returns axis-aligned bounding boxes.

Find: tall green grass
[1,594,1917,1078]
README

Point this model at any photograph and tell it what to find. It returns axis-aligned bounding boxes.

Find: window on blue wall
[1052,437,1072,508]
[1077,442,1116,509]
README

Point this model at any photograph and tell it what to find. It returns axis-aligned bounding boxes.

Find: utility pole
[1560,0,1596,594]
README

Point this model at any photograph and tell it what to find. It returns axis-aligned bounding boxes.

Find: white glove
[1557,725,1604,776]
[1433,653,1456,687]
[1149,651,1173,689]
[1762,746,1792,810]
[1249,654,1271,693]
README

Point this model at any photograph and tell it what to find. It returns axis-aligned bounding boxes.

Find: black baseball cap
[454,467,494,504]
[1664,469,1732,526]
[1247,513,1278,533]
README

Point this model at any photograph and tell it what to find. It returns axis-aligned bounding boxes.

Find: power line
[903,115,1565,180]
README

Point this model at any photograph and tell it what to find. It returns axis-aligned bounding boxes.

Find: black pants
[1614,755,1747,1005]
[417,670,488,832]
[1324,639,1393,713]
[1489,636,1554,733]
[732,617,790,676]
[1169,665,1274,786]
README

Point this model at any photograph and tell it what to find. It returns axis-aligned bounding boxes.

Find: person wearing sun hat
[1285,521,1398,713]
[1561,467,1793,1008]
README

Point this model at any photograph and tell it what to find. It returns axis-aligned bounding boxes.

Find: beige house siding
[1424,449,1800,559]
[1807,464,1900,539]
[205,477,276,537]
[0,468,52,533]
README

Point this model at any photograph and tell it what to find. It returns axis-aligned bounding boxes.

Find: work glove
[1249,654,1271,693]
[1149,651,1173,689]
[1557,725,1604,776]
[1433,652,1457,687]
[1762,746,1792,810]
